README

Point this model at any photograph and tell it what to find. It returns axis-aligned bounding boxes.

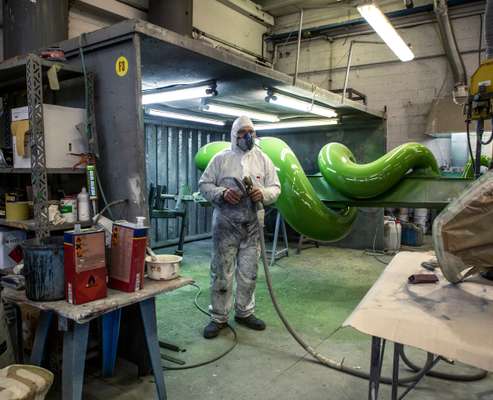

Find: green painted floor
[81,240,493,400]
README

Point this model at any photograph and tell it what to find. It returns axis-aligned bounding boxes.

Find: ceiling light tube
[265,92,338,118]
[255,119,338,131]
[357,2,414,62]
[203,102,280,122]
[142,83,216,105]
[147,108,225,126]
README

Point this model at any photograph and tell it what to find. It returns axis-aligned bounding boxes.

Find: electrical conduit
[486,0,493,60]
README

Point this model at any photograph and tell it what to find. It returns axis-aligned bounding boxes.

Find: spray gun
[242,176,264,225]
[242,176,254,195]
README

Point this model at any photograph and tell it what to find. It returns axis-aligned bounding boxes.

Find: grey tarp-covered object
[434,170,493,283]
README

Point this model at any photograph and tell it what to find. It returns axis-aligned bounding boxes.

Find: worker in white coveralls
[198,116,281,339]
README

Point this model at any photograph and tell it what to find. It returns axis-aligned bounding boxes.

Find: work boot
[203,321,227,339]
[234,315,266,331]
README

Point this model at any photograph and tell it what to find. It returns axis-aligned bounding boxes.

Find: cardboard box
[109,222,148,292]
[11,104,87,169]
[0,228,26,269]
[64,228,107,305]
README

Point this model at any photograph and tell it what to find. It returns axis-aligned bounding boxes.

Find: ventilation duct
[486,0,493,60]
[148,0,193,37]
[3,0,68,59]
[433,0,468,100]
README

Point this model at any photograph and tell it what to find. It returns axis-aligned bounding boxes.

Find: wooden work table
[3,277,193,324]
[3,277,194,400]
[344,251,493,399]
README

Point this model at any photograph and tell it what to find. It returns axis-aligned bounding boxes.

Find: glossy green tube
[194,138,439,242]
[195,138,357,241]
[318,142,439,199]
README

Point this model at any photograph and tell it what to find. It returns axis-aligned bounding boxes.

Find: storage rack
[0,54,96,239]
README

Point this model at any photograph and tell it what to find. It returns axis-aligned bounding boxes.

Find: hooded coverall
[198,116,281,323]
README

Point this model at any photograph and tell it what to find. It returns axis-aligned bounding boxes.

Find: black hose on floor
[160,283,238,371]
[399,346,487,382]
[255,204,486,385]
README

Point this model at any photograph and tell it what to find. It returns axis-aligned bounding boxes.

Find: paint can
[5,202,30,221]
[60,197,77,223]
[23,237,65,301]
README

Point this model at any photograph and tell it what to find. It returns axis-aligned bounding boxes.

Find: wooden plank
[0,219,92,231]
[3,277,194,324]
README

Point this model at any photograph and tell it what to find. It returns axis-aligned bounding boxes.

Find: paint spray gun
[242,176,254,196]
[243,176,265,230]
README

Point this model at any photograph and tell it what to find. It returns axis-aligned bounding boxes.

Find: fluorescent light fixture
[357,2,414,62]
[265,92,338,118]
[203,102,280,122]
[147,108,225,126]
[142,83,216,105]
[255,119,338,131]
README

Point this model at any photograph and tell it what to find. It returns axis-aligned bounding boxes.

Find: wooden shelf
[0,219,93,231]
[0,168,86,174]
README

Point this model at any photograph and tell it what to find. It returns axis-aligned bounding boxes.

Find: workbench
[343,251,492,400]
[3,277,193,400]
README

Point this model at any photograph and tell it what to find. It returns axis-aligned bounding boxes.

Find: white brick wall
[273,14,483,149]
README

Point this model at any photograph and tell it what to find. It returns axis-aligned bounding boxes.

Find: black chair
[148,183,188,256]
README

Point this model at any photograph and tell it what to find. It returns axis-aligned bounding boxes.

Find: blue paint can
[23,237,65,301]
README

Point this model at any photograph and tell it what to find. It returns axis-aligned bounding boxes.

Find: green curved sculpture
[194,138,439,242]
[318,142,439,199]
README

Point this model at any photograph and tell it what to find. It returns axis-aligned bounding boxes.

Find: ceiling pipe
[293,8,304,85]
[486,0,493,59]
[433,0,468,100]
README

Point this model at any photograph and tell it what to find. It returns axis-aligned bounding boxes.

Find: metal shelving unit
[0,54,95,239]
[0,168,86,174]
[0,219,92,231]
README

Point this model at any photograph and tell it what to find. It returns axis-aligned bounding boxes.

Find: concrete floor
[68,240,492,399]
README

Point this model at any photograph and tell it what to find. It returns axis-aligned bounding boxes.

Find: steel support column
[26,56,50,240]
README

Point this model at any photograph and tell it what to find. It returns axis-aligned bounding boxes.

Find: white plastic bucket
[146,254,182,281]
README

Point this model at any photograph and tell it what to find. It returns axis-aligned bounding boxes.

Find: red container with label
[64,228,107,305]
[109,222,148,292]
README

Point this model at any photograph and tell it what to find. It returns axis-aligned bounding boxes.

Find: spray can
[86,165,98,200]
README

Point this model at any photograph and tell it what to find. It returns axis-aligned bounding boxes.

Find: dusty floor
[56,240,492,399]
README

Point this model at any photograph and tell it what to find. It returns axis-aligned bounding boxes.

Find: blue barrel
[23,237,65,301]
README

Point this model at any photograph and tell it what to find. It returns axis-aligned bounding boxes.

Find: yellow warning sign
[115,56,128,77]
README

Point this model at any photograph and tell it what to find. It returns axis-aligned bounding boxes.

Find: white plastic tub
[146,254,182,281]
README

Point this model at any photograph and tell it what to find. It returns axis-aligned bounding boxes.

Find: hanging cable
[466,120,476,175]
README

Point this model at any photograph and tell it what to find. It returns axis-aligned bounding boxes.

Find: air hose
[255,201,487,385]
[399,346,487,382]
[160,283,239,371]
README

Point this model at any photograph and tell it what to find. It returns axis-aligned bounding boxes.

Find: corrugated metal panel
[145,120,227,247]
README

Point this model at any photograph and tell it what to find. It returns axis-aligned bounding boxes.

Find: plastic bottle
[384,217,399,252]
[77,187,91,222]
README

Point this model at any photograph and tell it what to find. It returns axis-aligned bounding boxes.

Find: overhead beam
[72,0,147,20]
[262,0,303,11]
[216,0,275,25]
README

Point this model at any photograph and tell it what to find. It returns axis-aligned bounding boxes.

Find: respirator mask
[237,131,254,152]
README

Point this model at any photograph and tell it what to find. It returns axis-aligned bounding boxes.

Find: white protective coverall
[198,116,281,323]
